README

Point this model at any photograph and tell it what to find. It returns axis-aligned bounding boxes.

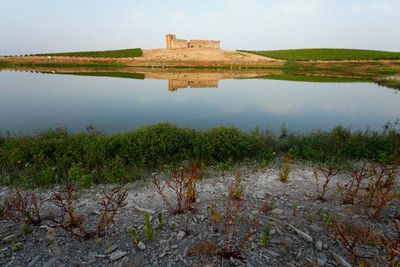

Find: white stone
[177,230,186,241]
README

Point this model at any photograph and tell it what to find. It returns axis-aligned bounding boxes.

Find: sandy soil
[0,49,284,68]
[139,48,279,62]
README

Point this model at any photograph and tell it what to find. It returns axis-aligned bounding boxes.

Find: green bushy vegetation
[241,49,400,61]
[0,123,399,187]
[35,48,142,58]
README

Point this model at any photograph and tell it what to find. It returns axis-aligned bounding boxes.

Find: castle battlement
[166,34,220,50]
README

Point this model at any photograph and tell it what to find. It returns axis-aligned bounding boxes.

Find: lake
[0,70,399,134]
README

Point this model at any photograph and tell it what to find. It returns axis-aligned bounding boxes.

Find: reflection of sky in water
[0,71,399,134]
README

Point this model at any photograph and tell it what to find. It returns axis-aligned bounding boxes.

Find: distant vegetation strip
[0,123,399,187]
[254,74,365,83]
[34,48,143,58]
[241,49,400,61]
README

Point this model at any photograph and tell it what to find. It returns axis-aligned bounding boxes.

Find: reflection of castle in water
[168,80,219,91]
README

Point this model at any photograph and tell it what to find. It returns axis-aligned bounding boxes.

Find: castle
[166,34,220,49]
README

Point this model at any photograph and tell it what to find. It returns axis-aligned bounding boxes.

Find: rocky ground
[0,164,399,267]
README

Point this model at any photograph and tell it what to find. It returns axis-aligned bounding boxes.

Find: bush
[0,123,399,187]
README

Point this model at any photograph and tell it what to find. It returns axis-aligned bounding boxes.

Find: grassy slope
[241,49,400,61]
[34,48,142,58]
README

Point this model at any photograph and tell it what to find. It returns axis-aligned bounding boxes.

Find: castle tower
[166,34,176,49]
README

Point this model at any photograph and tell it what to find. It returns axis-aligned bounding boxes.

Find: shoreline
[1,164,399,266]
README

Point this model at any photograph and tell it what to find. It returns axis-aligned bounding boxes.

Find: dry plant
[338,161,368,205]
[260,198,275,215]
[361,162,399,219]
[0,188,43,225]
[329,216,381,265]
[188,240,218,257]
[380,219,400,266]
[153,161,200,214]
[47,185,127,240]
[313,162,340,201]
[187,240,218,266]
[221,171,259,258]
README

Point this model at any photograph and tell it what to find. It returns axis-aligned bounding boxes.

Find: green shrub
[143,212,156,241]
[0,123,399,187]
[129,227,139,243]
[278,154,291,183]
[260,225,271,247]
[67,163,93,188]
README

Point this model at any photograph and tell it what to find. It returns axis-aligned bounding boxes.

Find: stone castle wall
[168,80,219,91]
[170,39,188,49]
[188,40,220,49]
[166,34,220,49]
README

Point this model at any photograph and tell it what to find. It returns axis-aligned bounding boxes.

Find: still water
[0,71,399,134]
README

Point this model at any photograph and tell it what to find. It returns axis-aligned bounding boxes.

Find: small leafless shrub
[47,185,127,240]
[313,162,340,201]
[329,216,381,265]
[361,162,399,219]
[338,161,368,205]
[0,188,43,225]
[381,219,400,266]
[153,161,200,214]
[221,172,259,258]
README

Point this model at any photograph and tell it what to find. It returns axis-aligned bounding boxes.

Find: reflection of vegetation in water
[375,79,400,90]
[254,74,365,83]
[33,48,143,58]
[1,123,399,188]
[66,72,145,80]
[241,49,400,61]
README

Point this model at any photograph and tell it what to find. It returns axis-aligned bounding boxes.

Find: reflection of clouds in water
[1,71,400,134]
[217,80,400,117]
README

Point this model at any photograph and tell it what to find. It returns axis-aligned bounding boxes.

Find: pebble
[105,244,119,254]
[137,241,146,250]
[270,208,284,215]
[316,252,327,266]
[27,254,42,267]
[43,257,58,267]
[176,231,186,241]
[265,249,280,257]
[310,225,323,233]
[315,240,323,251]
[87,251,97,263]
[109,250,128,262]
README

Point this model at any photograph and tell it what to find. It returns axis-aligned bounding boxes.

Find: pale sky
[1,0,399,55]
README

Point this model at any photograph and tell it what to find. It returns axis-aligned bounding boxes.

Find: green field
[241,49,400,61]
[35,48,142,58]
